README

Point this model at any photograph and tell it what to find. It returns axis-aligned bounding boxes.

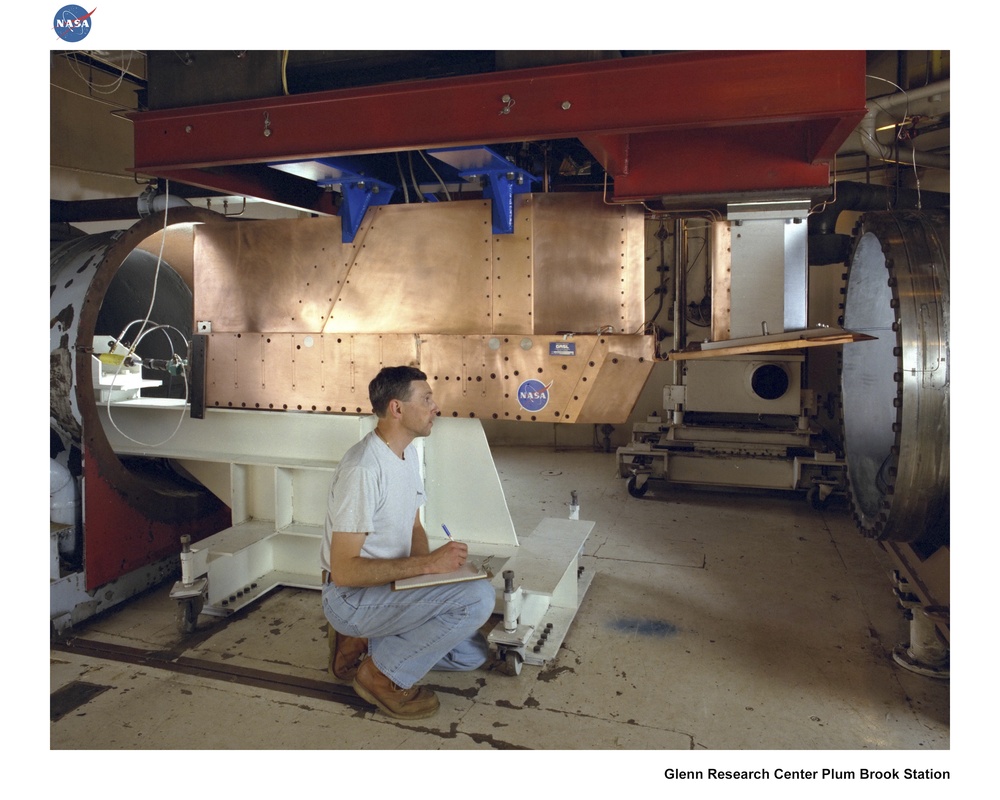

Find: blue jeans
[322,578,495,689]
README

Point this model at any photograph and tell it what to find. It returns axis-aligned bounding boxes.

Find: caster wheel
[176,595,203,634]
[627,475,649,498]
[505,650,523,676]
[807,486,829,510]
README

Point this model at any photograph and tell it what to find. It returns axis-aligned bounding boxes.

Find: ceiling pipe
[50,189,192,224]
[859,80,950,170]
[807,180,950,265]
[137,185,192,217]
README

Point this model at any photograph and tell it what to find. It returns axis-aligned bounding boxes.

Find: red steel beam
[130,50,867,202]
[613,123,838,200]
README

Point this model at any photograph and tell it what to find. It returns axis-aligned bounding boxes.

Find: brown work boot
[352,657,440,720]
[328,625,368,682]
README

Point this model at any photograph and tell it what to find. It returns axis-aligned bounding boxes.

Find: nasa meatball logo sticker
[517,378,553,412]
[54,6,95,42]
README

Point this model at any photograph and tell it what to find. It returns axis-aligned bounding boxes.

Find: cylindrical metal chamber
[50,208,227,529]
[840,210,949,543]
[52,217,195,443]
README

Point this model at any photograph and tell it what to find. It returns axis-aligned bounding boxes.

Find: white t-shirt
[320,431,425,576]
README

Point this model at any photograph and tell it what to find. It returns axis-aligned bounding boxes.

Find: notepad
[392,561,491,591]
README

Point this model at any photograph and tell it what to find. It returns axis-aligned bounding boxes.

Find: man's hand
[426,540,468,574]
[328,532,469,587]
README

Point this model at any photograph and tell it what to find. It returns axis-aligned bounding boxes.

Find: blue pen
[442,524,453,540]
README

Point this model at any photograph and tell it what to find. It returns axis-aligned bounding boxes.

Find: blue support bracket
[268,157,396,242]
[325,177,395,243]
[426,146,538,235]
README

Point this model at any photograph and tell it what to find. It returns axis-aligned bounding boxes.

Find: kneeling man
[320,366,495,719]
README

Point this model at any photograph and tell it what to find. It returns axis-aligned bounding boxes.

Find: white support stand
[98,405,594,667]
[486,518,595,673]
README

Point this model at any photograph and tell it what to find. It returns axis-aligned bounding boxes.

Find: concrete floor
[49,446,950,768]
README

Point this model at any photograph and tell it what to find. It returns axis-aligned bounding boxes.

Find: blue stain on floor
[608,618,679,637]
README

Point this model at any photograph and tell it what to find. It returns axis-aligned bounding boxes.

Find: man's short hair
[369,365,428,416]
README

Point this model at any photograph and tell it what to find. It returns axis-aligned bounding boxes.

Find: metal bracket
[268,157,396,243]
[325,177,395,243]
[483,170,522,235]
[426,146,537,234]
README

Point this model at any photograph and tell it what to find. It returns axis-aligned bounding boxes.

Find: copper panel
[574,336,657,423]
[330,201,494,334]
[194,217,349,333]
[419,335,502,420]
[194,194,645,337]
[711,220,732,340]
[204,332,655,424]
[206,333,419,413]
[425,333,656,424]
[492,196,535,334]
[529,194,645,334]
[423,333,590,423]
[195,194,657,422]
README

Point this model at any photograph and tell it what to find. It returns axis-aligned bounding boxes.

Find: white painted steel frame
[98,404,593,664]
